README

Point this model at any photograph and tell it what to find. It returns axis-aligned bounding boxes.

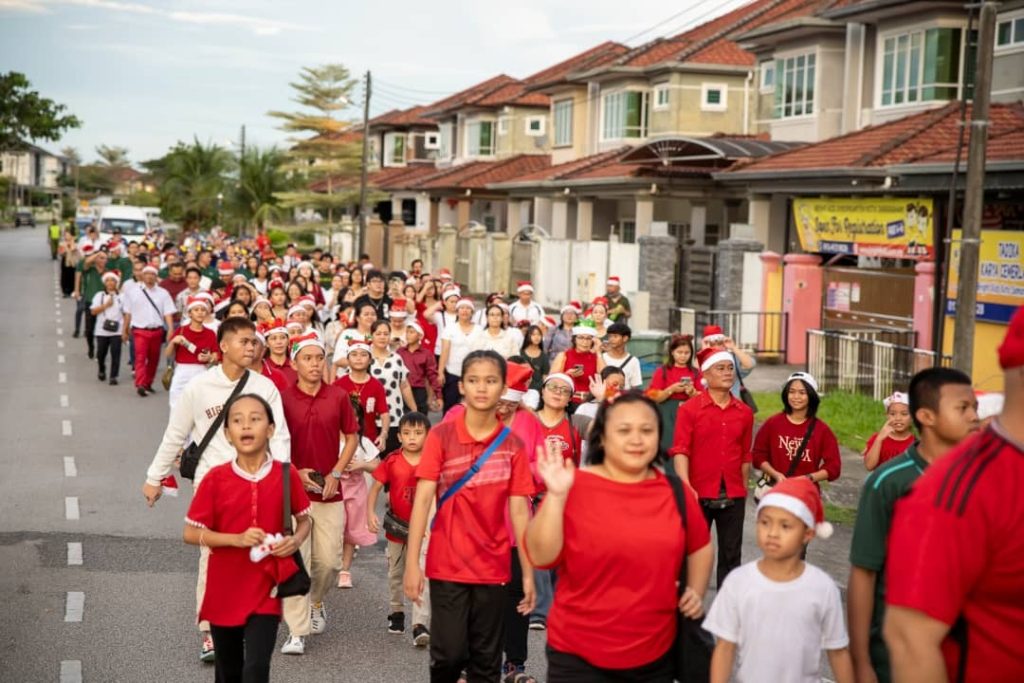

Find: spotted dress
[369,350,410,427]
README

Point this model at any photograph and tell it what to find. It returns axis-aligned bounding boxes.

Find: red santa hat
[142,264,159,276]
[697,346,734,373]
[185,295,210,313]
[82,245,95,254]
[347,340,372,356]
[259,319,289,339]
[501,362,534,402]
[194,291,215,305]
[702,324,726,343]
[298,295,316,309]
[217,261,235,276]
[213,295,232,315]
[442,285,462,300]
[516,280,534,294]
[544,373,575,392]
[250,297,272,312]
[591,296,609,308]
[101,271,121,285]
[390,299,409,318]
[286,320,304,333]
[160,475,179,497]
[607,275,621,287]
[757,476,833,539]
[455,297,475,310]
[542,315,558,328]
[406,320,424,336]
[269,278,285,290]
[997,305,1024,369]
[438,268,453,281]
[287,304,307,319]
[561,300,582,315]
[290,332,325,359]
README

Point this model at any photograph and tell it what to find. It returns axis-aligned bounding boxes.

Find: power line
[659,0,754,42]
[619,0,726,45]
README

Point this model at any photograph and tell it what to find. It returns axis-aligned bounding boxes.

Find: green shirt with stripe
[849,443,927,683]
[77,261,106,301]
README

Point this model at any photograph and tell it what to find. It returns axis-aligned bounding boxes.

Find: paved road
[0,226,850,682]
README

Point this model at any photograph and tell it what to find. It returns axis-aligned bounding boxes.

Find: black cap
[607,322,632,337]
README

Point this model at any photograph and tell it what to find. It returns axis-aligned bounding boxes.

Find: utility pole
[952,1,996,373]
[240,124,246,159]
[357,70,372,260]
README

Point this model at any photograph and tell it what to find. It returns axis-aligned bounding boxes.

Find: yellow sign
[946,229,1024,324]
[792,197,934,260]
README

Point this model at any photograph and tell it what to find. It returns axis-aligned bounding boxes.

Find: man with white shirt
[508,281,545,325]
[602,322,643,389]
[122,264,175,397]
[141,316,291,664]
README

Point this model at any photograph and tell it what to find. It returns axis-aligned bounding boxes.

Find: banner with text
[792,197,934,260]
[946,229,1024,324]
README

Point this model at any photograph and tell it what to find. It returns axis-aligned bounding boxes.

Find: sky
[0,0,753,166]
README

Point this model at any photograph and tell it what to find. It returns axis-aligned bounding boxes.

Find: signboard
[792,197,934,260]
[946,229,1024,324]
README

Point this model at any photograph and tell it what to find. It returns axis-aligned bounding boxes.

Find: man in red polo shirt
[884,307,1024,683]
[279,333,359,656]
[671,346,753,588]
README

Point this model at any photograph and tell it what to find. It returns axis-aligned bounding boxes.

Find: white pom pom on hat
[757,477,833,539]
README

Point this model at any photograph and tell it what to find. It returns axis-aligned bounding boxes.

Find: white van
[96,205,149,244]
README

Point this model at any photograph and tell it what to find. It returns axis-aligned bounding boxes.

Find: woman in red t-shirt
[551,322,605,406]
[537,373,582,467]
[183,394,311,683]
[526,392,713,680]
[752,372,842,486]
[647,334,702,452]
[165,296,219,410]
[862,391,914,470]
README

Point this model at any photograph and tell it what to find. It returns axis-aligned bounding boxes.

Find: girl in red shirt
[863,391,914,470]
[183,394,311,683]
[526,392,713,680]
[165,297,219,410]
[647,334,702,452]
[261,322,297,388]
[753,372,842,486]
[551,322,605,406]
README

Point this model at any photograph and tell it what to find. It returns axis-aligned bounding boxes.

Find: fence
[670,308,788,357]
[806,329,951,400]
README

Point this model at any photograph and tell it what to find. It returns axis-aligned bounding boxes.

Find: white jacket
[145,365,291,488]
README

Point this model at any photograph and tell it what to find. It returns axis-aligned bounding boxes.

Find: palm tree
[95,144,129,168]
[145,138,234,231]
[232,146,292,232]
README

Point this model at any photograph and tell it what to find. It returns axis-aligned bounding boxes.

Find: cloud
[0,0,51,12]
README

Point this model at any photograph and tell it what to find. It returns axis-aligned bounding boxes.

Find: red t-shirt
[415,307,438,355]
[417,418,534,584]
[564,348,598,398]
[648,365,702,401]
[537,470,711,669]
[539,416,582,467]
[670,392,753,499]
[171,325,219,365]
[281,383,359,503]
[865,432,915,468]
[185,459,311,627]
[333,374,388,442]
[265,357,297,388]
[372,450,419,543]
[752,413,842,480]
[886,425,1024,682]
[260,359,290,392]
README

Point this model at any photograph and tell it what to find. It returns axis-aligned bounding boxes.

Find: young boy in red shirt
[368,411,432,647]
[404,350,535,682]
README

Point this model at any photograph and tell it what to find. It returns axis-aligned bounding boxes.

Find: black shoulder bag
[179,370,249,480]
[666,471,715,683]
[275,460,311,598]
[753,417,817,502]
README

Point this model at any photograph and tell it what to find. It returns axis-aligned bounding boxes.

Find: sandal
[336,570,353,589]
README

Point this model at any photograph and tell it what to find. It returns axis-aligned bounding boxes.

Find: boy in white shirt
[704,477,854,683]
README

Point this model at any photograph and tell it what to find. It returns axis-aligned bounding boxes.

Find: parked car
[14,211,35,228]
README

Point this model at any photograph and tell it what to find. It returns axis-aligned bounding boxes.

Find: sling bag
[275,459,311,598]
[179,370,249,480]
[434,426,511,520]
[754,417,818,502]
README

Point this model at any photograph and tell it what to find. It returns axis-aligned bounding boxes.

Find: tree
[0,72,81,150]
[95,144,130,168]
[144,138,234,231]
[268,64,366,226]
[231,146,293,231]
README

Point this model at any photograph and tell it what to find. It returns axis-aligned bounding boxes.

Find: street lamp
[216,192,224,229]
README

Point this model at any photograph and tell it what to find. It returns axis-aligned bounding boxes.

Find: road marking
[59,372,67,384]
[62,420,73,436]
[65,497,79,520]
[64,457,77,477]
[64,592,84,622]
[60,394,69,408]
[57,340,65,348]
[56,327,63,335]
[58,354,66,364]
[67,542,83,565]
[60,660,82,683]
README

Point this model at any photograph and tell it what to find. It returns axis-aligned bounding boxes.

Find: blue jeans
[532,568,554,623]
[74,298,86,335]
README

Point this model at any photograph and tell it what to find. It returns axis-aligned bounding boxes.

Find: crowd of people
[51,220,1023,683]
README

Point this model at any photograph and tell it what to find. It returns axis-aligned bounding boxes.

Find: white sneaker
[280,635,305,655]
[310,602,327,635]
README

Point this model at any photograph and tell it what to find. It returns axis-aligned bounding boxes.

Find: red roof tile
[498,148,632,183]
[412,155,551,191]
[524,41,630,88]
[369,106,436,128]
[423,74,519,116]
[474,83,550,108]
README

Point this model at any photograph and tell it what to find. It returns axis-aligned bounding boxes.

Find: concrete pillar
[577,199,594,241]
[387,219,406,270]
[913,261,936,350]
[714,237,764,311]
[690,204,707,245]
[506,199,525,235]
[748,196,772,248]
[551,198,569,239]
[638,234,677,331]
[782,254,823,365]
[366,217,385,267]
[635,196,654,238]
[437,226,457,273]
[457,199,471,230]
[534,197,553,231]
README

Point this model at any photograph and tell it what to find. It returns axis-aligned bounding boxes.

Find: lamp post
[216,192,224,229]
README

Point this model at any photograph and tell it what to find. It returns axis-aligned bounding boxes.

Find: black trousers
[74,297,86,334]
[412,386,429,415]
[546,645,673,683]
[60,265,75,296]
[84,311,97,354]
[442,371,461,415]
[504,551,528,666]
[208,614,278,683]
[701,498,746,589]
[384,425,402,456]
[430,579,506,683]
[95,335,122,379]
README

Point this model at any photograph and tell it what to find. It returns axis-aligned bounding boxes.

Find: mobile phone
[308,472,326,493]
[680,378,692,385]
[573,364,584,372]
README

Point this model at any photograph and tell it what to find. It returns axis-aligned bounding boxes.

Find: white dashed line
[64,457,77,477]
[59,372,67,384]
[57,340,65,348]
[56,327,63,335]
[58,354,66,364]
[59,660,82,683]
[64,592,84,622]
[60,394,69,408]
[62,420,73,437]
[67,542,83,566]
[65,497,79,520]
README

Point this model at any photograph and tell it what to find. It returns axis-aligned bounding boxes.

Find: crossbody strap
[666,471,690,598]
[283,459,293,534]
[784,417,818,478]
[140,287,166,322]
[436,426,511,513]
[194,371,249,461]
[564,417,578,465]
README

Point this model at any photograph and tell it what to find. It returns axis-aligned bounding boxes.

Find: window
[424,132,440,149]
[525,116,545,136]
[384,133,406,166]
[439,122,453,160]
[760,62,775,91]
[997,14,1024,48]
[553,99,573,147]
[773,52,816,118]
[601,90,649,140]
[466,119,495,156]
[702,83,728,112]
[497,116,510,136]
[619,220,636,244]
[881,28,967,106]
[653,83,670,110]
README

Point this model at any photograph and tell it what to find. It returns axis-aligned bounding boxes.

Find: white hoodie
[145,365,291,488]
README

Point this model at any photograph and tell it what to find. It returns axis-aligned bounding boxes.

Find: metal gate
[681,246,716,310]
[509,239,534,295]
[454,233,472,288]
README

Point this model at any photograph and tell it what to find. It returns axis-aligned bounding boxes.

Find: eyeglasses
[544,384,573,396]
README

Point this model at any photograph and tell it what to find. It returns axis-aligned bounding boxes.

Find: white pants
[169,363,206,411]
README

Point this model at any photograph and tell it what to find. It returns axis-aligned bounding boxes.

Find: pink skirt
[340,473,378,546]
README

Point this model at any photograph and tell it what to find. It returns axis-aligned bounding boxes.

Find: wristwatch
[805,474,815,482]
[330,470,342,480]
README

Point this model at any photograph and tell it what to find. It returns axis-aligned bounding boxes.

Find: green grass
[752,390,882,453]
[824,502,858,526]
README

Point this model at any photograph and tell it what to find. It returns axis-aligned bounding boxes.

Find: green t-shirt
[849,444,928,683]
[109,256,133,283]
[78,262,106,301]
[608,293,631,321]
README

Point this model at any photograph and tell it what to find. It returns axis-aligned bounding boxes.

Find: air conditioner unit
[533,135,549,148]
[424,134,441,150]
